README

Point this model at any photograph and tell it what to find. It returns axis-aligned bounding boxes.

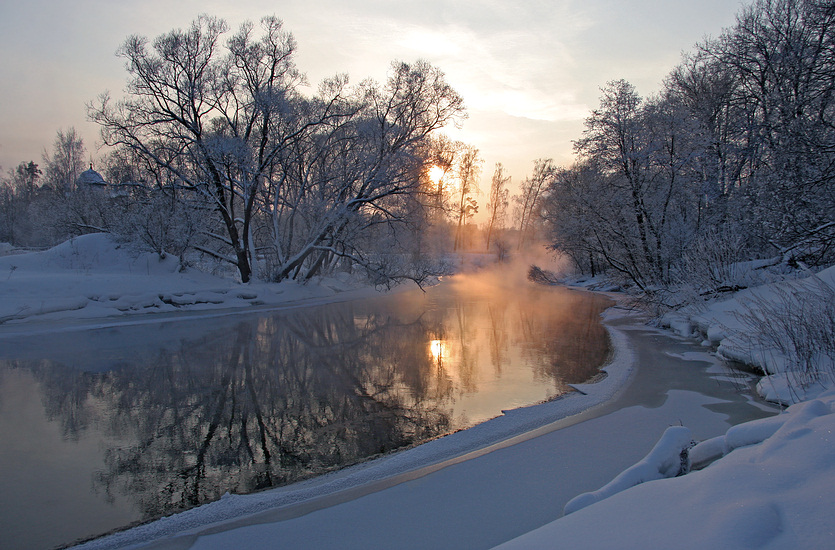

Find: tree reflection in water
[87,307,453,518]
[1,280,611,526]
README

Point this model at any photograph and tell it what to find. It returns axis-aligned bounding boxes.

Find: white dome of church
[77,165,107,186]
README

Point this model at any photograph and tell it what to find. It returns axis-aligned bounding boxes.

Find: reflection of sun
[428,165,445,184]
[430,339,446,361]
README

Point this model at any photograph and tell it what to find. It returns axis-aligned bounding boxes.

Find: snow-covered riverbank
[0,234,388,332]
[498,388,835,549]
[657,264,835,406]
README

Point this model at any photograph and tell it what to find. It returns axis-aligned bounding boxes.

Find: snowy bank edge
[73,305,636,550]
[0,233,419,334]
[657,265,835,406]
[495,390,835,550]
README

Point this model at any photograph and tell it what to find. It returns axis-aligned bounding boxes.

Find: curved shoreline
[75,302,638,550]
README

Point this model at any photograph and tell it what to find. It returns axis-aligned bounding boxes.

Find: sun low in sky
[0,0,743,190]
[428,165,447,185]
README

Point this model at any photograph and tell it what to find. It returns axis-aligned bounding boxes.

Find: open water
[0,274,612,549]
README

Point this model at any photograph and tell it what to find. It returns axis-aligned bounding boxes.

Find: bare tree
[485,162,510,252]
[452,145,481,251]
[42,128,85,193]
[515,158,554,250]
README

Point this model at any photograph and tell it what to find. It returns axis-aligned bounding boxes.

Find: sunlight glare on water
[430,339,446,363]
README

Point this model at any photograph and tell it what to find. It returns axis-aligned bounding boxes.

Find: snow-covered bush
[732,274,835,404]
[110,188,209,267]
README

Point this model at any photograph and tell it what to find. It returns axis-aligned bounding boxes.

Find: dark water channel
[0,274,611,549]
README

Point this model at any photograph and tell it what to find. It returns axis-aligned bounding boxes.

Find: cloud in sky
[0,0,743,188]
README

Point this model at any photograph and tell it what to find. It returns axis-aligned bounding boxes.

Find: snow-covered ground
[498,389,835,549]
[0,234,390,331]
[3,236,834,549]
[659,265,835,406]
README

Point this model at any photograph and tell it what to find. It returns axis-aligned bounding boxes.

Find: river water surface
[0,273,612,549]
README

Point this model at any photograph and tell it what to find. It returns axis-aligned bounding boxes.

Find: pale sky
[0,0,745,191]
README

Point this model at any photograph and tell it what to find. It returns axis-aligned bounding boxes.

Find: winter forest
[1,0,832,302]
[545,0,835,297]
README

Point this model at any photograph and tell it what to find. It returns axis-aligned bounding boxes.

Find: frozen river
[0,274,612,550]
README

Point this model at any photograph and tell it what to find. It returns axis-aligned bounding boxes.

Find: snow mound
[0,234,380,328]
[498,391,835,549]
[563,426,694,515]
[0,233,179,274]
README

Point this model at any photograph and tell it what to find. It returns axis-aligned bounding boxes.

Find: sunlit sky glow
[0,0,744,191]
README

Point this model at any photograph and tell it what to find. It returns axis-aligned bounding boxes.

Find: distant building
[76,165,107,187]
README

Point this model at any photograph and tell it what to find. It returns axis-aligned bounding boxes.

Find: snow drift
[499,390,835,549]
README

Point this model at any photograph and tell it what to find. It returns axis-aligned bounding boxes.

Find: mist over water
[0,265,610,549]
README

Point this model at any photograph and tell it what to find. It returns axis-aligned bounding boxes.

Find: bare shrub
[734,276,835,394]
[676,227,752,297]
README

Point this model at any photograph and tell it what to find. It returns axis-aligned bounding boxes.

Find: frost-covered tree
[14,161,41,204]
[541,162,604,277]
[547,82,705,289]
[0,161,42,244]
[90,15,303,283]
[574,81,658,279]
[545,0,835,296]
[667,51,753,224]
[91,15,465,283]
[702,0,835,264]
[266,61,465,283]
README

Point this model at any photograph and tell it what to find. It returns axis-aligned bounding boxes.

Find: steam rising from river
[453,244,572,291]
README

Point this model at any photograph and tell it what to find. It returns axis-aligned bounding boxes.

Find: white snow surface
[659,264,835,405]
[498,391,835,549]
[0,234,387,329]
[562,425,694,515]
[4,236,834,549]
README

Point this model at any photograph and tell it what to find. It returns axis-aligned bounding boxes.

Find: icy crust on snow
[73,308,635,550]
[659,265,835,405]
[0,234,382,328]
[498,390,835,550]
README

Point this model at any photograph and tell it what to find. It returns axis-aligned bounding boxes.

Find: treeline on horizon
[1,0,833,296]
